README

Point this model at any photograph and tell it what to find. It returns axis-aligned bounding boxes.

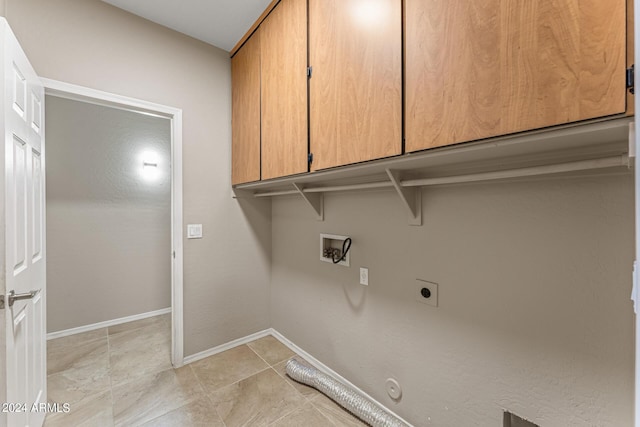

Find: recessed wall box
[320,233,350,267]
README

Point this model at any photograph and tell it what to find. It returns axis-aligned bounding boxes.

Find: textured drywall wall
[45,95,171,332]
[271,175,634,426]
[6,0,271,354]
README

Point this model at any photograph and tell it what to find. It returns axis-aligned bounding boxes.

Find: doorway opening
[42,79,184,367]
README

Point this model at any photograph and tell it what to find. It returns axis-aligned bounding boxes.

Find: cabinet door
[406,0,628,152]
[231,31,261,185]
[261,0,308,180]
[309,0,402,171]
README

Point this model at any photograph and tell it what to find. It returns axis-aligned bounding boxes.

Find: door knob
[7,290,38,307]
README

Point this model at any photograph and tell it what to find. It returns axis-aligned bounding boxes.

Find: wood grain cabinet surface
[232,0,631,184]
[260,0,308,180]
[309,0,402,171]
[231,31,261,185]
[405,0,629,152]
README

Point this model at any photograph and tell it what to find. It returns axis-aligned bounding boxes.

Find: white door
[2,18,46,427]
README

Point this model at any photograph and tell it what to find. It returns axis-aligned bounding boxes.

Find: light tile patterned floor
[45,314,366,426]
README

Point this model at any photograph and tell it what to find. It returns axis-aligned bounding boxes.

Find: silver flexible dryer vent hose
[285,358,410,427]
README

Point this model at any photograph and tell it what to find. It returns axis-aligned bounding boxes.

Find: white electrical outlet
[360,267,369,286]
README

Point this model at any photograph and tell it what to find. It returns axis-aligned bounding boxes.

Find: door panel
[260,0,308,180]
[31,92,42,135]
[12,136,27,273]
[309,0,402,171]
[3,18,47,427]
[231,31,261,185]
[11,308,28,427]
[32,290,45,411]
[32,149,43,261]
[13,65,26,118]
[405,0,627,152]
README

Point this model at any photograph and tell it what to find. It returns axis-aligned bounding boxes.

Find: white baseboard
[270,328,414,427]
[47,307,172,340]
[182,329,272,365]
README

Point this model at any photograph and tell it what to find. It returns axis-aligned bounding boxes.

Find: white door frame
[40,78,185,367]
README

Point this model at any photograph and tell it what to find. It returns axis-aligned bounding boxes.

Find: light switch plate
[187,224,203,239]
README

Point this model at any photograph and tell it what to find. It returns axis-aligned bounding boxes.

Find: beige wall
[271,175,635,426]
[45,96,171,332]
[6,0,271,355]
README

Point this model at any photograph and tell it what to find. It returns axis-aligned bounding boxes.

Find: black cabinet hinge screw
[308,153,313,164]
[307,66,313,78]
[627,64,635,94]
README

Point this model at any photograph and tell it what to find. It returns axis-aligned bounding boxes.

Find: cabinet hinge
[308,153,313,164]
[627,64,634,94]
[307,66,313,78]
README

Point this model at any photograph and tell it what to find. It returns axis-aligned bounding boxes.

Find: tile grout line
[265,402,306,426]
[190,343,273,393]
[308,395,367,427]
[245,342,274,367]
[108,319,176,426]
[204,389,228,427]
[243,341,320,424]
[45,329,114,426]
[271,364,316,404]
[105,320,174,390]
[219,365,273,391]
[188,363,230,427]
[307,399,341,427]
[244,339,318,404]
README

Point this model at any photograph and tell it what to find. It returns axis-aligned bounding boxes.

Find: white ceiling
[101,0,273,51]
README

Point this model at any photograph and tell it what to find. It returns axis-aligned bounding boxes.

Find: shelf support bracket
[232,188,255,199]
[293,183,324,221]
[386,169,422,226]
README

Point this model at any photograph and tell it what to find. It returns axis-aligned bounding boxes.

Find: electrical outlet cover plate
[360,267,368,286]
[415,279,438,307]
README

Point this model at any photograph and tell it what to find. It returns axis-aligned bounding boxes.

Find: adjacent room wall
[6,0,271,355]
[45,96,171,332]
[271,174,635,426]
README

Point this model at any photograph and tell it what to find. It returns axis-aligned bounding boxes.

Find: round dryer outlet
[385,378,402,400]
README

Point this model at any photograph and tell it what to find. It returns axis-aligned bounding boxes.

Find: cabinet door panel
[405,0,627,152]
[261,0,308,180]
[310,0,402,171]
[231,32,261,185]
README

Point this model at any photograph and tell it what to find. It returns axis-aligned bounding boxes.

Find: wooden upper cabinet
[231,31,261,185]
[309,0,402,171]
[260,0,308,180]
[405,0,629,152]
